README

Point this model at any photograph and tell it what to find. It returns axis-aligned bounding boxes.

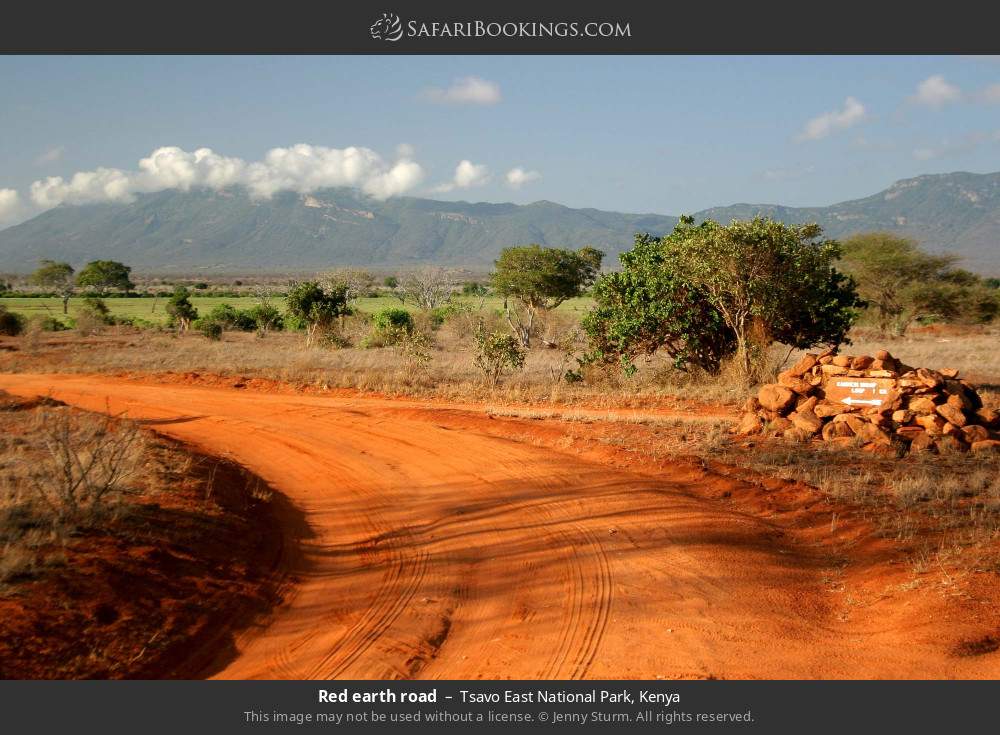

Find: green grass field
[0,295,595,326]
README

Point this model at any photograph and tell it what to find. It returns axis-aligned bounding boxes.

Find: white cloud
[34,146,65,166]
[26,143,425,210]
[910,75,962,108]
[795,97,867,141]
[30,167,134,208]
[0,189,24,226]
[431,160,490,194]
[505,167,542,189]
[422,76,501,105]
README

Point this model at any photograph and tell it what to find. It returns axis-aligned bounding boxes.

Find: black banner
[1,680,996,733]
[1,1,999,54]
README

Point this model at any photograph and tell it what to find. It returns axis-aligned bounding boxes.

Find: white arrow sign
[842,396,882,406]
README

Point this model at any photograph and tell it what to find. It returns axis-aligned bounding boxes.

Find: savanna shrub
[372,307,413,333]
[0,306,25,336]
[196,319,223,340]
[473,322,526,388]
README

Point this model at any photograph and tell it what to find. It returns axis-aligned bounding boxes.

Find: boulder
[758,384,796,413]
[790,409,823,435]
[936,435,969,454]
[850,355,875,370]
[765,417,795,435]
[777,371,815,395]
[789,353,818,377]
[971,439,1000,455]
[892,409,914,424]
[936,402,967,428]
[915,414,947,435]
[962,425,990,444]
[896,426,925,442]
[735,412,763,436]
[908,396,938,415]
[815,403,855,418]
[822,421,855,441]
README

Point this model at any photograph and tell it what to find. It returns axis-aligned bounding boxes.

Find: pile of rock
[737,348,1000,455]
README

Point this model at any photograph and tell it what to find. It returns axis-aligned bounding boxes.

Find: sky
[2,55,1000,227]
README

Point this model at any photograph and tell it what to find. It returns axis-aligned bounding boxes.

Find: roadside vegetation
[3,218,1000,578]
[0,390,283,678]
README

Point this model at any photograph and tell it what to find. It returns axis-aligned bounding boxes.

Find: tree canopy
[285,280,350,346]
[491,244,604,347]
[75,260,134,293]
[29,259,75,313]
[840,232,998,335]
[583,217,860,384]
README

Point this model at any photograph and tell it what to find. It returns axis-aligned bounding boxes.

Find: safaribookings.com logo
[369,13,631,42]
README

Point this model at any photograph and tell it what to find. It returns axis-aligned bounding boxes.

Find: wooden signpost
[822,376,898,408]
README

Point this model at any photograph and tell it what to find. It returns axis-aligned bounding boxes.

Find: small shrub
[197,320,223,341]
[372,307,413,334]
[28,408,145,526]
[32,316,69,332]
[0,306,25,336]
[473,322,526,388]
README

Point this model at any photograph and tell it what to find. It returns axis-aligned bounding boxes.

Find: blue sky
[2,55,1000,226]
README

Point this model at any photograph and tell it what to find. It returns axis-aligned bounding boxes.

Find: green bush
[197,320,223,340]
[34,316,69,332]
[0,306,25,336]
[372,307,414,334]
[473,322,525,388]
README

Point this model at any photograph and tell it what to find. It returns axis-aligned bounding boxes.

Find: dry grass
[0,311,753,408]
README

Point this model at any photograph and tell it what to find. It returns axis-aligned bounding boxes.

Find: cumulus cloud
[795,97,867,141]
[27,143,425,209]
[34,146,65,166]
[0,188,24,226]
[910,75,962,108]
[505,167,542,189]
[431,160,490,194]
[422,76,501,105]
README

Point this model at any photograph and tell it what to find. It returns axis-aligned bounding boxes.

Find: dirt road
[2,374,996,679]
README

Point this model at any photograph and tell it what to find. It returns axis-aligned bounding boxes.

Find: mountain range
[0,171,998,274]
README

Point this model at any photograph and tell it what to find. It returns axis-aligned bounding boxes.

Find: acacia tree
[400,267,454,310]
[582,231,734,374]
[671,217,860,385]
[76,260,134,294]
[30,259,75,313]
[285,281,350,347]
[840,233,994,335]
[165,286,198,332]
[491,245,603,348]
[584,218,859,384]
[321,268,374,305]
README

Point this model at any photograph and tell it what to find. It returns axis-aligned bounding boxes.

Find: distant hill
[697,172,1000,274]
[0,171,997,273]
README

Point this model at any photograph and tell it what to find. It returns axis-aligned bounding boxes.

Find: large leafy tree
[285,281,350,347]
[670,217,860,384]
[75,260,134,294]
[583,217,860,384]
[29,259,75,313]
[582,228,734,375]
[840,233,996,335]
[491,244,603,347]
